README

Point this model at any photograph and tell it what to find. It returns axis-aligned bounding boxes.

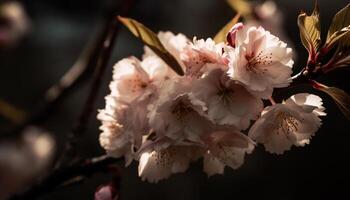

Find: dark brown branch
[60,0,135,166]
[9,156,121,200]
[0,12,115,139]
[4,1,135,199]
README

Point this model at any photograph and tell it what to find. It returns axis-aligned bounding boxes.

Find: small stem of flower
[269,97,276,105]
[309,79,327,90]
[290,69,304,80]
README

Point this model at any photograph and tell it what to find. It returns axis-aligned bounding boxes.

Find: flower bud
[94,183,119,200]
[226,22,244,47]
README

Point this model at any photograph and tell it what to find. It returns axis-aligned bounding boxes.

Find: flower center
[217,88,235,105]
[276,112,299,135]
[245,51,273,74]
[216,143,236,163]
[128,74,148,93]
[152,148,176,167]
[171,100,194,120]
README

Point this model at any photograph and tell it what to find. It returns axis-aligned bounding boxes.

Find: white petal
[205,128,255,170]
[181,37,226,77]
[111,57,150,103]
[227,25,294,99]
[192,69,263,129]
[138,146,202,183]
[289,93,326,116]
[149,77,210,142]
[203,153,225,177]
[249,98,325,154]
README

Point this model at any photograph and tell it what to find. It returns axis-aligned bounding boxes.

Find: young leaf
[118,16,184,75]
[214,14,241,43]
[312,81,350,120]
[327,3,350,40]
[324,25,350,50]
[226,0,251,18]
[297,4,321,57]
[333,50,350,69]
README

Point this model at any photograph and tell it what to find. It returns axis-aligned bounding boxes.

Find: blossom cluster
[97,24,326,182]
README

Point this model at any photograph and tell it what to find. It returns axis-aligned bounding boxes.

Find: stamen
[152,148,175,166]
[246,51,273,74]
[276,112,299,135]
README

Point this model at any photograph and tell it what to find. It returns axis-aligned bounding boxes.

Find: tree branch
[0,1,132,139]
[9,156,121,200]
[60,0,135,166]
[0,16,112,139]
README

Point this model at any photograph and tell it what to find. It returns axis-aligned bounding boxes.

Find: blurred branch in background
[8,155,120,200]
[0,1,30,49]
[62,0,135,166]
[0,98,26,124]
[1,0,135,199]
[227,0,252,19]
[0,0,134,140]
[0,127,55,199]
[0,13,114,139]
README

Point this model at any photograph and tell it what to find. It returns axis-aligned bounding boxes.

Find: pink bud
[226,22,244,47]
[94,184,118,200]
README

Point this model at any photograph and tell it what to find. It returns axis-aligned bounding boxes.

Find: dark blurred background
[1,0,349,199]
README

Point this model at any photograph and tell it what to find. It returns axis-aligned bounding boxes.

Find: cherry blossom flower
[98,18,330,182]
[148,77,210,143]
[191,68,263,129]
[158,31,189,62]
[227,25,294,99]
[138,139,203,183]
[137,125,255,181]
[202,127,255,176]
[98,54,172,165]
[181,38,227,78]
[98,105,134,165]
[141,53,177,86]
[110,56,172,104]
[143,31,189,71]
[248,93,326,154]
[109,57,150,103]
[226,22,244,47]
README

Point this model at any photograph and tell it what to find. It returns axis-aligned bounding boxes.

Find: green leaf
[214,14,241,43]
[312,81,350,120]
[297,4,321,56]
[118,16,184,75]
[327,3,350,40]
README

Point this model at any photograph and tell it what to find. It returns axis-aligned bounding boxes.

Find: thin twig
[268,97,276,105]
[0,13,114,139]
[61,0,135,166]
[9,156,121,200]
[4,1,135,199]
[272,68,310,97]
